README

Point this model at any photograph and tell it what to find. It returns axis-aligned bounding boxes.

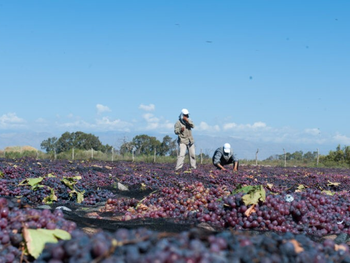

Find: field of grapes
[1,158,350,262]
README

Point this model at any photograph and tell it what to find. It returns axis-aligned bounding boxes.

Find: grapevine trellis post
[91,148,93,159]
[154,148,156,163]
[200,149,203,164]
[317,148,319,166]
[111,148,114,162]
[283,148,286,167]
[255,149,259,166]
[72,147,75,160]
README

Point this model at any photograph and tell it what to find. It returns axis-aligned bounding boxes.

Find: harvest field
[1,158,350,262]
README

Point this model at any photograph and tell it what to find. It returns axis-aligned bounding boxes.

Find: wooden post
[283,148,286,167]
[200,149,203,164]
[255,149,259,166]
[317,148,319,166]
[91,148,93,159]
[72,147,75,160]
[112,148,114,162]
[154,148,156,163]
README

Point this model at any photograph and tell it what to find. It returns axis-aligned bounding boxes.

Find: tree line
[40,131,113,154]
[40,131,178,157]
[265,145,350,167]
[40,131,350,167]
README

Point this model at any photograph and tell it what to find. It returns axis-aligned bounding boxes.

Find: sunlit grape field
[1,158,350,262]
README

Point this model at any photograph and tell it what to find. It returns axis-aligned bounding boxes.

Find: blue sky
[1,1,349,155]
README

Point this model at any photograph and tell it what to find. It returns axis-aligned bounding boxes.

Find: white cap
[223,143,231,153]
[181,109,189,115]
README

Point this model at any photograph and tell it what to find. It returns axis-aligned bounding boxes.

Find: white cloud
[197,121,220,132]
[96,104,111,114]
[223,122,237,130]
[223,121,267,131]
[58,120,93,129]
[95,117,132,131]
[35,118,46,123]
[140,113,174,131]
[142,113,160,129]
[143,113,159,123]
[251,122,267,128]
[139,104,155,111]
[333,133,350,145]
[57,117,132,132]
[0,113,26,128]
[305,128,321,136]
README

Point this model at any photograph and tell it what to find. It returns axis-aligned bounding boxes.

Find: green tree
[74,131,105,151]
[291,151,303,161]
[132,134,161,155]
[43,131,109,154]
[120,140,134,155]
[326,144,345,162]
[159,135,177,156]
[56,132,73,153]
[303,151,317,161]
[40,137,58,153]
[345,146,350,166]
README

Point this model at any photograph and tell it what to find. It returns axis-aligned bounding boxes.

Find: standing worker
[212,143,239,172]
[174,109,197,171]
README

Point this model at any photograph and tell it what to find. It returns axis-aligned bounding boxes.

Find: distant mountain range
[0,131,333,160]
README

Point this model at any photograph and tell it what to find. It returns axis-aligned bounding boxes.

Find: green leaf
[322,190,335,196]
[241,185,266,206]
[47,173,56,178]
[232,185,256,195]
[327,180,340,187]
[18,177,44,190]
[69,189,85,203]
[140,183,147,190]
[43,187,58,204]
[297,184,306,190]
[260,185,266,200]
[61,176,81,190]
[23,228,71,259]
[76,190,85,203]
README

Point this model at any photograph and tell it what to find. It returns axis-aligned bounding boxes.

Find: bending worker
[212,143,239,171]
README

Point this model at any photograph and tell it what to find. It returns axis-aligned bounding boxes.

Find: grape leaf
[232,185,256,195]
[322,190,335,196]
[327,180,340,187]
[61,176,81,190]
[296,184,307,191]
[239,185,266,206]
[76,191,84,203]
[69,189,85,203]
[23,228,71,259]
[43,187,58,204]
[18,177,44,190]
[266,183,273,189]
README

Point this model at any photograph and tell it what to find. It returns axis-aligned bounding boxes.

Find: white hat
[181,109,189,115]
[223,143,231,153]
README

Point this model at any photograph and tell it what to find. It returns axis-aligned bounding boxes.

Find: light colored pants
[175,143,197,171]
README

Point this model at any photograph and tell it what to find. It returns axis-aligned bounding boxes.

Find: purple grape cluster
[0,197,77,262]
[36,227,350,263]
